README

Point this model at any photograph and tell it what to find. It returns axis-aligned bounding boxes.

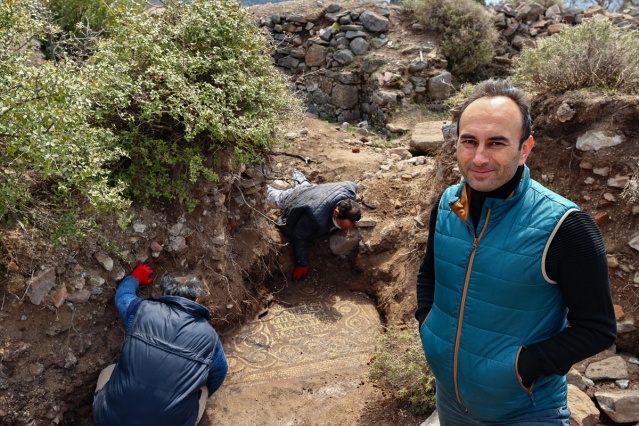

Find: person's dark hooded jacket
[277,181,358,267]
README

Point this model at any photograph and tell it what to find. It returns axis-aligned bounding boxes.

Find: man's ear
[333,208,339,217]
[519,136,534,165]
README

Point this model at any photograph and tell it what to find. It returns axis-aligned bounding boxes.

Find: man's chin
[467,179,498,193]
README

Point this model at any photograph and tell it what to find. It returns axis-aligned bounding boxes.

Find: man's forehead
[460,96,521,123]
[466,95,517,111]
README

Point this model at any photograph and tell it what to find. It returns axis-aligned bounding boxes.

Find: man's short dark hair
[454,79,532,149]
[160,274,203,301]
[335,199,362,222]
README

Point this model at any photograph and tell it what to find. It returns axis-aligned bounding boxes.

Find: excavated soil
[1,1,639,425]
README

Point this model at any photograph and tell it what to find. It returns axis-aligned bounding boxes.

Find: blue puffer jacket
[277,181,358,266]
[420,166,579,421]
[93,296,223,426]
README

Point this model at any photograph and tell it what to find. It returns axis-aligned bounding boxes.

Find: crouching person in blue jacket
[93,263,228,426]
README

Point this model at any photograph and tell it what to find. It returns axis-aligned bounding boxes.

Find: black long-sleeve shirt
[415,167,617,386]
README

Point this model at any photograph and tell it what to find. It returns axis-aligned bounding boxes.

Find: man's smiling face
[456,96,533,192]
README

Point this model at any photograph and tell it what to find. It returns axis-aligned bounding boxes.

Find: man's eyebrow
[459,133,511,143]
[487,135,510,142]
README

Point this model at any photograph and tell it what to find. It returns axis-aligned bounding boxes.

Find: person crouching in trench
[93,263,228,426]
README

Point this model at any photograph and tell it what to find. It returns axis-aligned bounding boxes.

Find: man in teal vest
[416,79,616,425]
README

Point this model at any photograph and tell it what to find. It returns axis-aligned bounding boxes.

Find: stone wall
[256,1,639,136]
[256,2,451,135]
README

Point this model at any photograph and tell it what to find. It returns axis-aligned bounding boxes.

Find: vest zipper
[453,209,491,406]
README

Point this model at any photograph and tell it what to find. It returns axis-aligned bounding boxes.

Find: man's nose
[472,144,489,166]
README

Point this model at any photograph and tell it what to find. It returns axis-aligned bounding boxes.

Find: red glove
[292,266,309,281]
[130,263,153,286]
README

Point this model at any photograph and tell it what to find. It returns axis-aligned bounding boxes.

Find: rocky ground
[1,1,639,425]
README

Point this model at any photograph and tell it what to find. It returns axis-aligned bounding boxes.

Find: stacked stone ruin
[255,1,639,137]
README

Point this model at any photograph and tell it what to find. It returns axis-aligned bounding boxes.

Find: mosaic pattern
[223,283,381,384]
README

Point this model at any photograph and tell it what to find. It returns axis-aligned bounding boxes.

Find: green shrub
[402,0,498,78]
[368,323,436,416]
[513,17,639,95]
[87,0,299,202]
[0,1,129,236]
[1,0,298,243]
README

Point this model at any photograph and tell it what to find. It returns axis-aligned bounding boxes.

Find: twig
[269,150,314,165]
[17,220,28,234]
[21,271,34,302]
[211,269,239,308]
[232,182,279,226]
[67,303,81,337]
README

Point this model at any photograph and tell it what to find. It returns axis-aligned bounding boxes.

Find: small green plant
[185,198,200,213]
[319,115,337,124]
[49,208,98,246]
[513,17,639,95]
[370,138,402,149]
[505,0,563,8]
[402,0,498,78]
[445,82,476,108]
[100,237,122,258]
[368,323,436,416]
[117,213,134,231]
[444,81,479,121]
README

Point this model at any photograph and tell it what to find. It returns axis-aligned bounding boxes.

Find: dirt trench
[194,118,437,426]
[0,115,435,425]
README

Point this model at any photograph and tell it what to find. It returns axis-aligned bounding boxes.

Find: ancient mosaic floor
[222,282,381,385]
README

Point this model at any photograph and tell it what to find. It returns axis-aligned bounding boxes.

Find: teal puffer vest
[420,166,578,421]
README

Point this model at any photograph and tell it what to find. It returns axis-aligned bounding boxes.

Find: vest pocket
[515,346,534,394]
[419,315,451,390]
